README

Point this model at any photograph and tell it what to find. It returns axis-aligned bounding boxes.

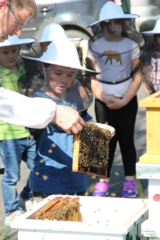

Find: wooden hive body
[139,91,160,163]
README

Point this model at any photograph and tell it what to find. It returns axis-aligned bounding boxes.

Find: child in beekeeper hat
[28,23,68,79]
[0,34,37,226]
[141,17,160,95]
[32,23,68,52]
[21,36,115,203]
[87,1,142,198]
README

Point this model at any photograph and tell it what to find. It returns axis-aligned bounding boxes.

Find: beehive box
[139,91,160,163]
[11,195,148,240]
[137,162,160,224]
[141,219,160,239]
[72,122,111,178]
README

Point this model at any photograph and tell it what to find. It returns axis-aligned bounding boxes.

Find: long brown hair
[152,34,160,50]
[100,19,128,38]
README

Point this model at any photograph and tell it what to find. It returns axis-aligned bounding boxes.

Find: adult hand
[52,105,84,134]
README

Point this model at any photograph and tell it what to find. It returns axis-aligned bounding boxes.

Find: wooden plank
[139,91,160,107]
[139,99,160,108]
[72,133,81,172]
[146,108,160,155]
[28,197,62,219]
[147,91,160,99]
[78,169,107,179]
[140,153,160,164]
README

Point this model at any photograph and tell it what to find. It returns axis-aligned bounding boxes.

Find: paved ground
[0,84,148,239]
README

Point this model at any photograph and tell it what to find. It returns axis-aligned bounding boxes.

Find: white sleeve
[0,88,56,128]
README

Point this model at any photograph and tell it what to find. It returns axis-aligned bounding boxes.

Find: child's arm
[91,78,108,103]
[107,58,142,109]
[89,58,114,105]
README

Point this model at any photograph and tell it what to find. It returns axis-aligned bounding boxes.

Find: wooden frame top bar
[139,91,160,108]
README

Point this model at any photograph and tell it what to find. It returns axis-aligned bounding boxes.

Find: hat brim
[32,40,52,46]
[141,30,160,34]
[0,38,36,47]
[88,14,139,27]
[21,56,99,74]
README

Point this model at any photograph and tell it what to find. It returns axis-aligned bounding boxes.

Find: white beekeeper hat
[141,17,160,34]
[22,38,97,72]
[88,1,139,27]
[32,23,67,46]
[0,35,35,47]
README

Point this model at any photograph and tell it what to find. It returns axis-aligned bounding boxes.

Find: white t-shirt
[87,37,140,97]
[0,88,56,128]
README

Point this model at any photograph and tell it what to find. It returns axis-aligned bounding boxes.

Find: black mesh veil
[86,19,143,89]
[19,56,98,119]
[0,43,37,96]
[142,33,160,95]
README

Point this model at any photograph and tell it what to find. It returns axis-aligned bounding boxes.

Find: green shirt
[0,62,30,140]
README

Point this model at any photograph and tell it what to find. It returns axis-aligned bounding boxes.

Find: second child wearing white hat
[33,23,67,52]
[142,17,160,95]
[87,1,142,198]
[0,35,36,226]
[22,37,115,203]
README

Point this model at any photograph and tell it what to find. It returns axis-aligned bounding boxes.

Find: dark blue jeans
[0,137,35,216]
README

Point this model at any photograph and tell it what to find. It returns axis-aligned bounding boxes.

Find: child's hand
[96,123,115,138]
[103,95,113,105]
[106,97,113,105]
[106,95,124,109]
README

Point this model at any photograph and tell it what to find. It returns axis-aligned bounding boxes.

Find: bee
[42,175,49,180]
[110,193,116,197]
[115,172,119,176]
